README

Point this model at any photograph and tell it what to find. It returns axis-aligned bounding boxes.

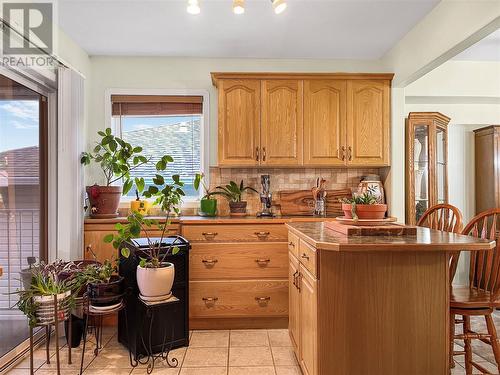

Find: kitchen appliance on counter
[257,175,274,217]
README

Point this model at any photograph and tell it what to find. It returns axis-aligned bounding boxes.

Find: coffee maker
[257,175,274,217]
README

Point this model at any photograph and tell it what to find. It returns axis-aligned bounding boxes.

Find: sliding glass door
[0,73,47,359]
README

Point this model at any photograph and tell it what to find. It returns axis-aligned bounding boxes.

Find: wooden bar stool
[450,209,500,374]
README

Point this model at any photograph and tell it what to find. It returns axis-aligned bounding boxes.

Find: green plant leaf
[164,155,174,163]
[123,179,133,195]
[153,174,165,185]
[105,128,112,135]
[139,258,147,267]
[103,234,114,243]
[156,160,166,171]
[172,246,180,255]
[132,146,143,153]
[135,177,145,192]
[98,131,106,137]
[120,247,130,258]
[172,174,180,184]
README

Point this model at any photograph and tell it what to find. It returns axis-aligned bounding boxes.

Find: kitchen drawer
[182,224,288,242]
[288,231,299,258]
[298,239,317,277]
[190,280,288,318]
[190,243,288,280]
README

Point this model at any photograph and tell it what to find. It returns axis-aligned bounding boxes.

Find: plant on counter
[194,172,217,217]
[15,261,75,327]
[103,155,184,300]
[212,180,258,216]
[80,127,151,218]
[340,192,387,220]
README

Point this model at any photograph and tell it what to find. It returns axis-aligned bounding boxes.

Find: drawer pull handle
[202,259,218,266]
[255,296,271,304]
[301,253,310,261]
[292,270,298,287]
[255,259,271,266]
[255,231,270,239]
[288,241,295,247]
[202,297,218,303]
[202,232,218,239]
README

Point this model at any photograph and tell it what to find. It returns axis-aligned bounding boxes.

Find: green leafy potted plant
[340,192,387,220]
[81,128,149,218]
[15,262,74,327]
[104,155,184,299]
[213,180,257,216]
[194,173,217,217]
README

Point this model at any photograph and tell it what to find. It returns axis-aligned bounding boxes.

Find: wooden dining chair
[450,208,500,374]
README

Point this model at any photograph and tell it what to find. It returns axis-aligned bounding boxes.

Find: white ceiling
[57,0,439,59]
[453,29,500,61]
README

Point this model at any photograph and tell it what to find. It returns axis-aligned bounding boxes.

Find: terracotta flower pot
[229,201,247,216]
[86,184,122,218]
[342,203,387,220]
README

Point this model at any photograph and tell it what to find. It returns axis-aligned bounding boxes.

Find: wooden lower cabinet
[184,223,289,329]
[299,264,318,375]
[289,248,318,375]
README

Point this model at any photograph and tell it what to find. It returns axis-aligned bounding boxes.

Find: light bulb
[272,0,287,14]
[187,0,200,15]
[233,0,245,15]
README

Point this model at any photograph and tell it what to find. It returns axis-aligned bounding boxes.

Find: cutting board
[325,220,417,236]
[276,189,352,216]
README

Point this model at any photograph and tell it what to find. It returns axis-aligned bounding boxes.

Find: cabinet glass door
[436,127,447,204]
[414,125,429,222]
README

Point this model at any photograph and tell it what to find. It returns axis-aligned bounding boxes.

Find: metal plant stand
[28,294,72,375]
[79,293,128,375]
[130,297,181,374]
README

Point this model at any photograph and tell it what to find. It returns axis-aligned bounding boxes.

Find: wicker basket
[33,291,72,325]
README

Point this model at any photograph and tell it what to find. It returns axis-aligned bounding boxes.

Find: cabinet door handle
[292,270,298,287]
[255,258,271,266]
[262,147,267,162]
[301,253,310,261]
[347,146,352,161]
[256,147,260,161]
[341,146,346,161]
[202,297,218,303]
[296,273,301,291]
[202,259,218,266]
[255,296,271,304]
[255,231,270,239]
[288,241,295,248]
[202,232,218,240]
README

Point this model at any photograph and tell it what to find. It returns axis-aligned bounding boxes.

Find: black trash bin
[117,236,190,357]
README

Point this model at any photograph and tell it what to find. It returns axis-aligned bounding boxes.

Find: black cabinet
[118,236,190,356]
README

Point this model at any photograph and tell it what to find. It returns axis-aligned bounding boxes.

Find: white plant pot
[136,262,175,298]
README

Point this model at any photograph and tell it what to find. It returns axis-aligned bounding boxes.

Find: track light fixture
[187,0,200,15]
[233,0,245,14]
[271,0,287,14]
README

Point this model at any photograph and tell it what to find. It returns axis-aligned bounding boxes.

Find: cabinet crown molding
[211,72,394,87]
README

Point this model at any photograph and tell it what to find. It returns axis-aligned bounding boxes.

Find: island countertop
[286,221,496,252]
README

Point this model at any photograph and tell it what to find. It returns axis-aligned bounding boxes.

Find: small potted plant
[81,128,149,218]
[15,262,74,327]
[104,155,184,300]
[340,192,387,220]
[194,173,217,216]
[213,180,257,216]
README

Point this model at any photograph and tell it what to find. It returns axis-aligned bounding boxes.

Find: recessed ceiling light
[271,0,287,14]
[233,0,245,15]
[187,0,200,15]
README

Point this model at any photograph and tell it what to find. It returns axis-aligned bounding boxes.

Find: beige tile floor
[7,315,500,375]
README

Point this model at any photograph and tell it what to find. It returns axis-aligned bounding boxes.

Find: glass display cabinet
[406,112,450,225]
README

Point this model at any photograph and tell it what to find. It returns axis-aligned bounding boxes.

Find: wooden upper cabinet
[303,80,346,166]
[218,79,260,166]
[212,73,392,167]
[346,80,390,166]
[261,80,303,166]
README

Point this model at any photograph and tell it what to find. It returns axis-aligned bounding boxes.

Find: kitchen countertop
[286,221,496,252]
[84,215,339,225]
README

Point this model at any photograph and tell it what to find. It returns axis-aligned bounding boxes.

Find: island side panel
[318,249,449,375]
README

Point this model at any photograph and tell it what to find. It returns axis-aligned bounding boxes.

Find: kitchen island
[286,221,496,375]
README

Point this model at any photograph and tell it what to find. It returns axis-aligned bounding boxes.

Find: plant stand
[130,297,181,374]
[79,292,128,375]
[28,294,73,375]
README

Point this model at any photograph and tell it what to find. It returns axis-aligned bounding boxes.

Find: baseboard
[190,316,288,330]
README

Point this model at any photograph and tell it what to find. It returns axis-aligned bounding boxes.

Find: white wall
[86,56,387,184]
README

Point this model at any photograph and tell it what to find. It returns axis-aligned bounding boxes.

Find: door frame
[0,66,57,372]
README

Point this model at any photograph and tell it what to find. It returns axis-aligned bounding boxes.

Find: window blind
[111,95,203,116]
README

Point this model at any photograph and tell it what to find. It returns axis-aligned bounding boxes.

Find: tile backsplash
[209,167,381,216]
